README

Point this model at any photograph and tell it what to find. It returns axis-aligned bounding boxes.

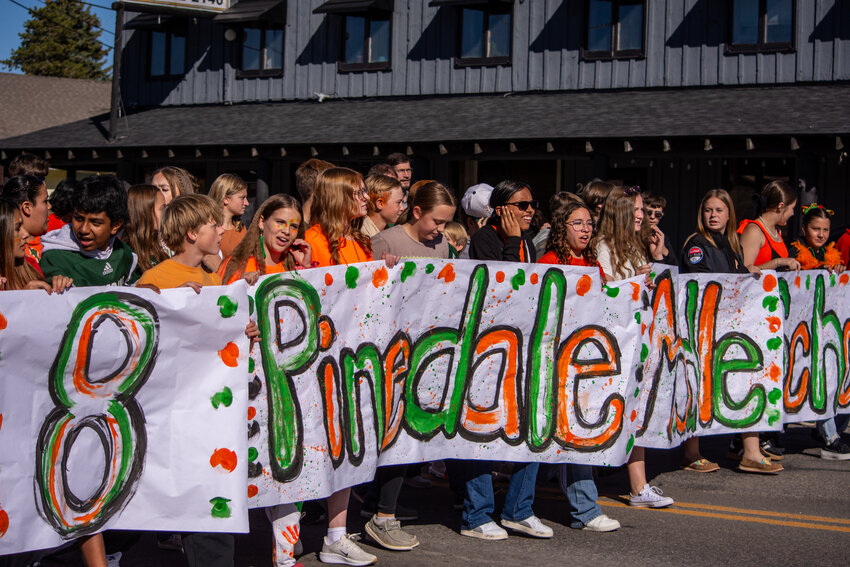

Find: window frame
[147,24,187,80]
[454,4,513,68]
[337,11,393,73]
[581,0,647,61]
[726,0,796,54]
[236,23,285,79]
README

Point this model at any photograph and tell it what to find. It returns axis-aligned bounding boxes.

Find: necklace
[757,216,780,241]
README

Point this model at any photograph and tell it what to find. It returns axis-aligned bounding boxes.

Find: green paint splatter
[762,296,778,312]
[604,286,620,298]
[626,435,635,453]
[210,497,232,519]
[211,387,233,409]
[248,358,255,373]
[217,295,238,318]
[650,272,656,280]
[425,264,435,274]
[510,269,526,291]
[766,337,782,351]
[831,273,837,287]
[345,266,360,289]
[806,275,811,290]
[248,447,258,461]
[248,296,255,316]
[640,344,649,362]
[766,409,781,426]
[401,262,417,282]
[768,388,782,404]
[634,312,641,324]
[634,387,640,398]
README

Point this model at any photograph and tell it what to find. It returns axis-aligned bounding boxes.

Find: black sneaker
[821,439,850,460]
[760,438,784,461]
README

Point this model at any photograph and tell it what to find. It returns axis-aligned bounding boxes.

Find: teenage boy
[643,192,676,266]
[136,193,259,567]
[40,175,138,286]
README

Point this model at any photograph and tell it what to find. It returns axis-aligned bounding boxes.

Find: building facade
[2,0,849,244]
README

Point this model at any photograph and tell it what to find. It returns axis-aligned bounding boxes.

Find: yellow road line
[598,500,850,534]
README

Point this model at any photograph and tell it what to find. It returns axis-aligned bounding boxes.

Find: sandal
[681,458,719,473]
[738,457,783,474]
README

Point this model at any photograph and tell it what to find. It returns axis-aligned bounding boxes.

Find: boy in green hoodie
[40,175,138,286]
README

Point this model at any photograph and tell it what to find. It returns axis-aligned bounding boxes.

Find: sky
[0,0,116,74]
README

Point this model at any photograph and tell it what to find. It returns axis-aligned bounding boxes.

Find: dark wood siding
[120,0,850,107]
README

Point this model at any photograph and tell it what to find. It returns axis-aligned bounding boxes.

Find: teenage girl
[302,167,379,566]
[739,180,801,274]
[361,174,405,238]
[579,180,614,226]
[208,173,249,258]
[537,199,621,532]
[591,187,673,507]
[680,190,780,473]
[2,175,51,261]
[150,166,197,204]
[219,194,312,284]
[790,204,850,460]
[124,184,168,274]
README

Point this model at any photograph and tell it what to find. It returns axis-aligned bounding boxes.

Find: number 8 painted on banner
[35,293,158,537]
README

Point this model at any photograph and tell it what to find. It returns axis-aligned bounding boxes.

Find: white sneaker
[460,520,508,540]
[583,514,621,532]
[105,552,121,567]
[319,534,377,566]
[501,515,554,538]
[629,484,674,508]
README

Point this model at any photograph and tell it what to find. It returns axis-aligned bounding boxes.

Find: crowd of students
[1,151,849,567]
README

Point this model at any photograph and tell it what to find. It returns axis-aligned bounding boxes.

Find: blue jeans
[461,461,539,530]
[817,413,850,443]
[558,464,602,528]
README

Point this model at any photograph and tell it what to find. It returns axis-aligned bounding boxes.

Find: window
[456,5,512,67]
[149,29,186,78]
[728,0,794,52]
[340,13,391,72]
[582,0,645,60]
[239,25,283,77]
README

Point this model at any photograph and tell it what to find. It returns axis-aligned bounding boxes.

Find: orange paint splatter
[247,485,258,498]
[841,274,849,286]
[530,273,539,285]
[437,263,456,283]
[372,266,388,288]
[319,319,333,349]
[0,508,7,538]
[641,323,647,336]
[210,448,238,473]
[762,274,777,292]
[0,312,6,330]
[794,276,801,288]
[496,271,505,283]
[218,342,240,367]
[325,273,334,286]
[576,275,592,296]
[630,282,641,301]
[766,316,781,333]
[630,410,637,422]
[769,363,781,382]
[247,407,256,421]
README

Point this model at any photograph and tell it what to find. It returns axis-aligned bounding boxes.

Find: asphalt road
[38,424,850,567]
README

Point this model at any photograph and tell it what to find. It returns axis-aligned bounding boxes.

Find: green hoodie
[40,225,138,287]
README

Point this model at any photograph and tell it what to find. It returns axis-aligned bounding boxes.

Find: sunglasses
[645,210,664,220]
[506,200,540,211]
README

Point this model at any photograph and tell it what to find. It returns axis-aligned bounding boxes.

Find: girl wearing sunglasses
[468,180,539,263]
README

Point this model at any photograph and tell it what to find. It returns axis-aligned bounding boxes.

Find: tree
[2,0,110,80]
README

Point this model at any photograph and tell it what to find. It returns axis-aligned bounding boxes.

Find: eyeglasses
[353,188,368,200]
[623,186,642,197]
[644,209,664,220]
[566,220,595,230]
[506,200,539,211]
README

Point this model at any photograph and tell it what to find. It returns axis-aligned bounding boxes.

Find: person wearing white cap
[459,183,494,258]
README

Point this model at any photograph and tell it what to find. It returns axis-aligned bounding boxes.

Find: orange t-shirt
[737,219,788,266]
[538,250,605,280]
[220,226,246,258]
[137,258,221,290]
[837,229,850,267]
[305,225,373,267]
[26,236,42,262]
[218,255,288,284]
[47,214,66,233]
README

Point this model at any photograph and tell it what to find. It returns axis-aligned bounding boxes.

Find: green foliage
[2,0,110,80]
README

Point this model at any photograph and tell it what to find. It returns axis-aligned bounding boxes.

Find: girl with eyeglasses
[790,204,850,460]
[462,180,553,541]
[591,186,673,508]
